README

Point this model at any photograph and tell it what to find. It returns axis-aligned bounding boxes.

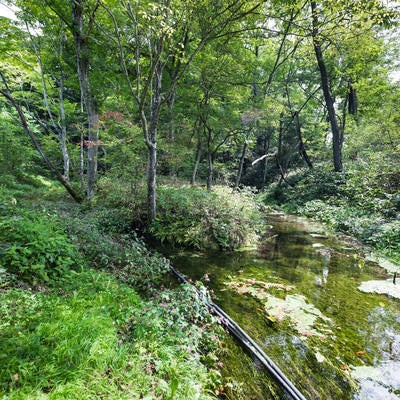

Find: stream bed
[161,213,400,399]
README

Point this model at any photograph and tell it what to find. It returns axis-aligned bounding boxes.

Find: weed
[150,185,264,250]
[0,269,220,399]
[0,207,82,286]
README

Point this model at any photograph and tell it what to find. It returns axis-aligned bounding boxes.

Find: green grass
[0,269,219,399]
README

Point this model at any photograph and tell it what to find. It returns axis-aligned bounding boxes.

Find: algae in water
[226,279,332,337]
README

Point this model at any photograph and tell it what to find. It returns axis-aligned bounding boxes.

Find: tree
[103,0,261,221]
[310,1,343,172]
[19,0,103,198]
[0,70,83,202]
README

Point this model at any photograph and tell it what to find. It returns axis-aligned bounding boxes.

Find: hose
[169,265,307,400]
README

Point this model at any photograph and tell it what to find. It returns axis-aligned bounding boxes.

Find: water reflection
[161,214,400,399]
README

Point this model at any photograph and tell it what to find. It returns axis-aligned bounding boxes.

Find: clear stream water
[160,213,400,400]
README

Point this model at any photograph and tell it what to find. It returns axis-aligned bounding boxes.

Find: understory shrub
[64,214,170,292]
[0,205,82,286]
[150,185,264,250]
[263,166,348,206]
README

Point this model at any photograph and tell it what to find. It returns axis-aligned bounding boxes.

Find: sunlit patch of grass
[0,269,217,399]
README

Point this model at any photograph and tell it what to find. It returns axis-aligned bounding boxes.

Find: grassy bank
[0,187,224,399]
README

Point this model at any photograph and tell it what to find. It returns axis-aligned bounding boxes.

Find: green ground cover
[0,187,224,399]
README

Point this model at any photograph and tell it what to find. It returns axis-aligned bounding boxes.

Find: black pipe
[169,265,307,400]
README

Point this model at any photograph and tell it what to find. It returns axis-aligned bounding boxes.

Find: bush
[369,221,400,257]
[0,207,82,286]
[65,213,170,292]
[264,166,347,207]
[150,185,264,250]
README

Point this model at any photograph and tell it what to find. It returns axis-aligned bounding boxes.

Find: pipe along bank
[169,265,307,400]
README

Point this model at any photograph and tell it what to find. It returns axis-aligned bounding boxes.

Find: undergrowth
[150,185,264,250]
[0,270,222,399]
[263,163,400,262]
[0,187,224,399]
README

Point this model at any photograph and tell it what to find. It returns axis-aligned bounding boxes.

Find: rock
[358,279,400,299]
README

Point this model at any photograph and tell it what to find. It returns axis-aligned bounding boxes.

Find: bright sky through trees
[0,2,17,20]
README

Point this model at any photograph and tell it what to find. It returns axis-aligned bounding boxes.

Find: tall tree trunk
[207,151,214,191]
[58,71,70,180]
[262,132,271,185]
[145,60,163,223]
[167,90,176,141]
[72,0,99,199]
[294,111,313,169]
[234,141,248,190]
[146,140,157,222]
[191,138,202,185]
[311,1,343,172]
[58,27,70,180]
[205,122,214,191]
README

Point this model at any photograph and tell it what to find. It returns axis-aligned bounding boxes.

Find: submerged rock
[352,361,400,400]
[358,279,400,299]
[226,279,332,337]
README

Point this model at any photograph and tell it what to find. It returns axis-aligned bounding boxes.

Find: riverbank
[0,188,225,399]
[263,164,400,264]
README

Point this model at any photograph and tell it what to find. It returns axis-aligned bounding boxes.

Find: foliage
[64,209,170,292]
[150,185,264,250]
[264,166,348,206]
[0,269,220,399]
[264,160,400,262]
[94,174,148,229]
[0,201,82,286]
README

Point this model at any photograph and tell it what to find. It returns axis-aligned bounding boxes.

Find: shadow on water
[158,214,400,400]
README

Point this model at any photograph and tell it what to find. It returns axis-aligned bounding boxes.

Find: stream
[160,213,400,400]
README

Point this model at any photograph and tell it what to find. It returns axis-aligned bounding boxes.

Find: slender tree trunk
[80,129,85,191]
[167,90,176,141]
[262,133,270,185]
[207,151,214,191]
[235,141,248,190]
[58,72,70,180]
[147,140,157,222]
[0,86,83,203]
[72,0,99,199]
[294,111,313,169]
[311,1,343,172]
[145,60,163,222]
[191,138,202,185]
[58,28,70,180]
[167,90,176,177]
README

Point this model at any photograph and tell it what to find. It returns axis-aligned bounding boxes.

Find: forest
[1,0,400,399]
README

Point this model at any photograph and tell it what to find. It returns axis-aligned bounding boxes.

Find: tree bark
[207,151,214,191]
[262,132,271,185]
[0,86,83,203]
[58,69,70,181]
[235,141,248,190]
[72,0,99,199]
[294,111,313,169]
[144,57,163,222]
[191,138,202,186]
[311,1,343,172]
